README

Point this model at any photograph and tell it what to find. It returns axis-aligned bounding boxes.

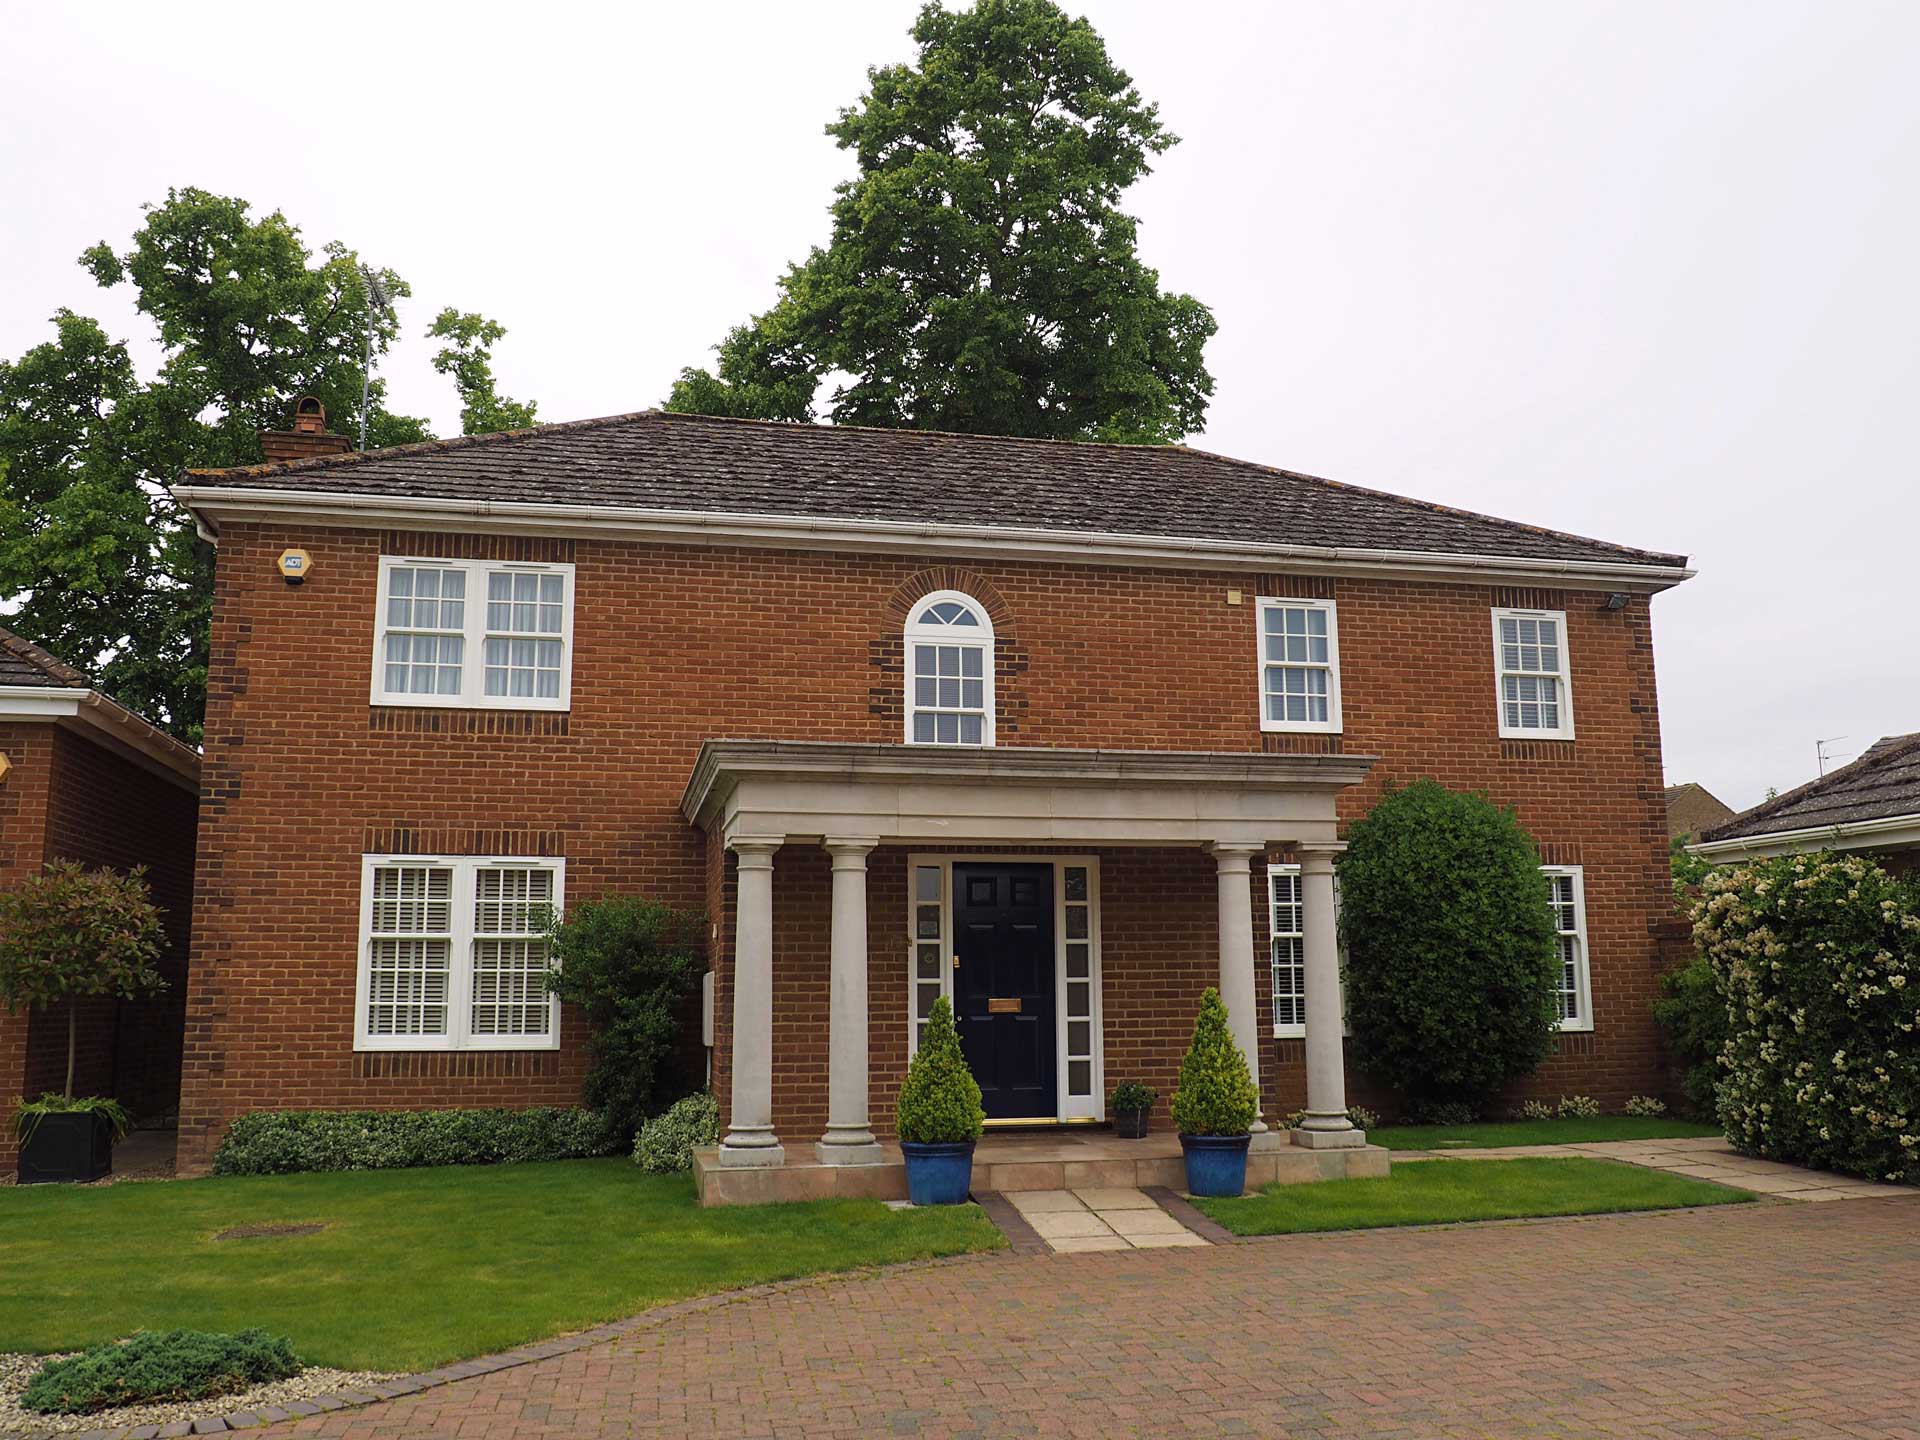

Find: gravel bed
[0,1350,396,1436]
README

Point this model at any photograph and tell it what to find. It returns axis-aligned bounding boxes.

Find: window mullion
[451,860,477,1049]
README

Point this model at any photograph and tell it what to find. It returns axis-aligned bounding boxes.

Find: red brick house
[170,409,1692,1188]
[0,630,201,1174]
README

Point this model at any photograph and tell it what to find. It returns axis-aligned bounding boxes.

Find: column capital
[730,835,784,867]
[1297,841,1346,875]
[1208,841,1265,873]
[823,837,879,865]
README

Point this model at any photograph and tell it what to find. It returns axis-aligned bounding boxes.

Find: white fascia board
[171,485,1696,593]
[0,686,201,791]
[1688,812,1920,861]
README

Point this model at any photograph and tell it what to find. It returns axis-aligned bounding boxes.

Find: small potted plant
[895,995,984,1205]
[1170,987,1259,1197]
[0,862,167,1184]
[1109,1081,1157,1140]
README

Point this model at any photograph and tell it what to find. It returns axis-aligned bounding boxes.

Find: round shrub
[633,1091,720,1173]
[23,1329,299,1415]
[1693,851,1919,1182]
[1170,987,1258,1136]
[1338,780,1561,1105]
[896,996,984,1144]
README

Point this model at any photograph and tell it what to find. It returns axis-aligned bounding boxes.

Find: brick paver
[255,1198,1920,1439]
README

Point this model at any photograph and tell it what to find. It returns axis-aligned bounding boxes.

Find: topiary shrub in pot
[1109,1081,1157,1140]
[895,995,984,1204]
[1170,987,1259,1197]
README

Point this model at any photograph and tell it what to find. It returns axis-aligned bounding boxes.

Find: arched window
[904,591,994,745]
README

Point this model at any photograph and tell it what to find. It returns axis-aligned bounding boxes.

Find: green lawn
[0,1160,1001,1370]
[1365,1115,1721,1151]
[1195,1156,1749,1236]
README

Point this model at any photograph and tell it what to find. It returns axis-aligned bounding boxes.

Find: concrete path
[1006,1186,1209,1251]
[1398,1135,1913,1201]
[249,1192,1920,1439]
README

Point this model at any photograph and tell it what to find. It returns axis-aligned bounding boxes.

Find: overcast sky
[5,1,1915,809]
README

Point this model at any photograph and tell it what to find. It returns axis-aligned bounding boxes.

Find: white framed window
[372,557,574,711]
[904,590,994,746]
[355,855,565,1051]
[1267,863,1351,1039]
[1492,608,1574,739]
[1257,597,1342,733]
[1268,863,1307,1037]
[1543,864,1593,1032]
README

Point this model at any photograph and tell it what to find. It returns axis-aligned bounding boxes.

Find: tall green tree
[666,0,1215,442]
[0,188,529,739]
[428,308,539,435]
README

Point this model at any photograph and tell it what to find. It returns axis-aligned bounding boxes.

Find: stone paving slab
[244,1198,1920,1439]
[997,1186,1213,1252]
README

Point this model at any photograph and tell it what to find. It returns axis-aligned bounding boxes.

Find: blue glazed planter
[901,1140,976,1206]
[1179,1133,1251,1197]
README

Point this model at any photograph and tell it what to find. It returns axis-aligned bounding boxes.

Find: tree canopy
[666,0,1215,442]
[0,187,536,739]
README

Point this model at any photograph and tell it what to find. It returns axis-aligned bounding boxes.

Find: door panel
[952,863,1057,1120]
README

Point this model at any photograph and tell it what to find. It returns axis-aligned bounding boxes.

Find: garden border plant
[895,994,984,1204]
[1692,850,1919,1182]
[22,1328,301,1415]
[212,1106,615,1175]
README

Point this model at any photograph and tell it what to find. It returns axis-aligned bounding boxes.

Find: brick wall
[0,720,198,1172]
[182,523,1679,1168]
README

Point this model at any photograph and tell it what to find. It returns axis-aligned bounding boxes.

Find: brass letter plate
[987,997,1022,1014]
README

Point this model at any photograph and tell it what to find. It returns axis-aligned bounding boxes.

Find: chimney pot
[261,395,352,462]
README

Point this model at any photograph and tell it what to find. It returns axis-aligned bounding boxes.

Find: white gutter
[1688,812,1920,861]
[0,686,201,792]
[171,485,1696,592]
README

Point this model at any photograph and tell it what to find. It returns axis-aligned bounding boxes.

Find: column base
[1290,1125,1368,1150]
[815,1137,886,1166]
[717,1136,787,1168]
[1248,1128,1288,1153]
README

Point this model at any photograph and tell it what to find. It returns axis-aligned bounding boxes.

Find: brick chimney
[260,396,352,463]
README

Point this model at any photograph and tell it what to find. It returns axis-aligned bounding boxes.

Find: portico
[680,740,1383,1204]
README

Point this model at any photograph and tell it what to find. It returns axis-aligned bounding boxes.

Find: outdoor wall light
[1604,592,1630,611]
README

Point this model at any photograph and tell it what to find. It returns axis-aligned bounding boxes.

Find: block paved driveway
[264,1196,1920,1440]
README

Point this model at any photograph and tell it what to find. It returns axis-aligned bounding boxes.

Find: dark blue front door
[952,863,1057,1121]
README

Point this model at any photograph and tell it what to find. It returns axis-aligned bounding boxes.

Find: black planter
[17,1110,113,1185]
[1113,1107,1150,1140]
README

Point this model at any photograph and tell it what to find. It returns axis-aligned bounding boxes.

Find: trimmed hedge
[211,1106,617,1176]
[1694,851,1920,1182]
[633,1091,719,1173]
[23,1329,299,1415]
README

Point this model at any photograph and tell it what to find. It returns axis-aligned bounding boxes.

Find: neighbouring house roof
[0,626,200,790]
[1664,781,1736,841]
[173,410,1692,588]
[1694,734,1920,859]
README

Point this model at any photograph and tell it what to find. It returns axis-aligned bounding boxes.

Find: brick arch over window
[869,567,1030,739]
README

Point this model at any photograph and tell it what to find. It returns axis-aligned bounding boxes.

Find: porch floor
[691,1129,1389,1207]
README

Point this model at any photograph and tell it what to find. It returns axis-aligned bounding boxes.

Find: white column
[719,836,785,1167]
[818,838,883,1165]
[1211,843,1271,1143]
[1293,842,1364,1148]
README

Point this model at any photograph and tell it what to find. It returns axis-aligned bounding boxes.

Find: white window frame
[354,854,565,1051]
[1256,597,1343,734]
[1491,607,1575,740]
[905,854,1103,1122]
[371,556,575,711]
[903,590,995,747]
[1542,864,1594,1033]
[1267,863,1352,1039]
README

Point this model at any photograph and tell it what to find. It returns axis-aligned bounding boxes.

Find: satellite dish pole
[359,265,395,451]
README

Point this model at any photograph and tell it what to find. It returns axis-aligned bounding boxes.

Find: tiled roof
[0,627,90,689]
[181,410,1688,571]
[1702,734,1920,842]
[1665,781,1736,841]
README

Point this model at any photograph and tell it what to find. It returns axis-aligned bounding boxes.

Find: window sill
[1259,723,1343,736]
[370,696,571,714]
[1497,727,1576,743]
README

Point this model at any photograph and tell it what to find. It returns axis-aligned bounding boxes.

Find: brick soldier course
[171,408,1693,1179]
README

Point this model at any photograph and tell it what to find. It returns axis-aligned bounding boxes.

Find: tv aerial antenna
[359,266,397,451]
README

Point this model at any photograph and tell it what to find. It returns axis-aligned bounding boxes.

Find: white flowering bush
[1556,1095,1601,1119]
[1623,1095,1668,1117]
[1693,852,1919,1182]
[1514,1099,1555,1121]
